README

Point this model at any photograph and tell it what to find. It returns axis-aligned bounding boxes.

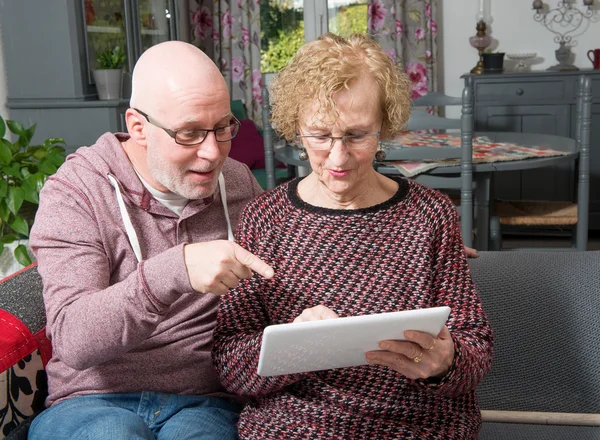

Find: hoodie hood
[70,132,233,262]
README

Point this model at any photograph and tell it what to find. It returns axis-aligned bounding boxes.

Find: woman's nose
[327,138,349,164]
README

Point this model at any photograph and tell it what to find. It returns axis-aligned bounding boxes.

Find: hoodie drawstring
[108,172,233,263]
[218,172,234,242]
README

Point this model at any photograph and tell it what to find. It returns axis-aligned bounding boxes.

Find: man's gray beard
[146,137,220,200]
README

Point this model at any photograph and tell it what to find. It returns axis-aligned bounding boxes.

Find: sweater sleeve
[30,177,192,371]
[212,197,305,396]
[413,197,494,397]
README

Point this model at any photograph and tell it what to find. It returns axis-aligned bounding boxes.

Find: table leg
[474,173,491,251]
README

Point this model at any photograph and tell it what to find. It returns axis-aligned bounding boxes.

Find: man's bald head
[130,41,228,116]
[123,41,233,201]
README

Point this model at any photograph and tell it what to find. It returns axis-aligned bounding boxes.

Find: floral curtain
[367,0,438,99]
[187,0,262,123]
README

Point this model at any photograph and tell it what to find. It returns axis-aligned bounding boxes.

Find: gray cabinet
[0,0,177,154]
[463,70,600,229]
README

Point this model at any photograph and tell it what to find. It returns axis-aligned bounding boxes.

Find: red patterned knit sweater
[212,177,493,439]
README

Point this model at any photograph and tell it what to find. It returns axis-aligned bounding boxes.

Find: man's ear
[126,108,148,147]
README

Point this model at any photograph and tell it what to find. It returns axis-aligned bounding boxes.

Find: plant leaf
[3,164,20,178]
[25,124,36,143]
[50,145,66,154]
[27,173,46,193]
[29,146,47,160]
[39,159,57,175]
[14,244,32,267]
[8,140,20,154]
[0,243,4,257]
[20,166,33,180]
[0,201,9,222]
[0,114,5,138]
[0,233,17,244]
[44,138,66,147]
[12,152,31,163]
[48,150,66,167]
[18,135,29,149]
[7,186,24,215]
[0,179,7,198]
[20,181,38,204]
[6,120,26,137]
[9,215,29,237]
[0,138,12,165]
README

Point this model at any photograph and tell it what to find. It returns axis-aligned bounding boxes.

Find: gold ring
[427,340,436,352]
[413,351,423,363]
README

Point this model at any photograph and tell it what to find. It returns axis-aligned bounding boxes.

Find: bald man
[28,41,272,439]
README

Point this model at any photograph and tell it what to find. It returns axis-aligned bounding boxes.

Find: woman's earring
[298,148,308,161]
[375,144,387,162]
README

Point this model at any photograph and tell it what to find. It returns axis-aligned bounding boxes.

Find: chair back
[488,75,592,251]
[407,110,462,132]
[261,82,278,190]
[469,251,600,437]
[380,83,475,246]
[408,91,463,132]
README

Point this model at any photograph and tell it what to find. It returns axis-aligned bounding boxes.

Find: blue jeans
[28,392,241,440]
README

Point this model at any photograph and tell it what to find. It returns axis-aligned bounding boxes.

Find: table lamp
[469,21,492,74]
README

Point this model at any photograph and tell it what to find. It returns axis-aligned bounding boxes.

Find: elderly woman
[212,33,493,439]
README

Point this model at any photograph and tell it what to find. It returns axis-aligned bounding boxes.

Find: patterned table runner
[381,133,570,177]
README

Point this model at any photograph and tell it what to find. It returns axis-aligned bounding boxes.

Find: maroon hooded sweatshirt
[29,132,263,406]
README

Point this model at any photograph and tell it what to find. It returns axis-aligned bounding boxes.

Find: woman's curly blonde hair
[269,33,412,142]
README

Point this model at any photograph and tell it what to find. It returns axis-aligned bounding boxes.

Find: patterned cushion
[0,264,50,439]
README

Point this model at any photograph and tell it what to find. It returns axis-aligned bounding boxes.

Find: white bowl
[506,53,537,60]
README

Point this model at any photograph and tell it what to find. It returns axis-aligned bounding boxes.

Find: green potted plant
[93,45,126,100]
[482,50,505,73]
[0,115,66,274]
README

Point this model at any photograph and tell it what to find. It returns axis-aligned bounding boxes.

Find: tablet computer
[257,306,451,377]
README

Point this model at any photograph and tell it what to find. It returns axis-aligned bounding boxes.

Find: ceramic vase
[93,69,123,100]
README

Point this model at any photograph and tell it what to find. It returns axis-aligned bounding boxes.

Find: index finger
[233,243,274,279]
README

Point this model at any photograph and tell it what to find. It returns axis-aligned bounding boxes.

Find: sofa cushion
[229,119,266,170]
[230,99,248,121]
[0,264,49,439]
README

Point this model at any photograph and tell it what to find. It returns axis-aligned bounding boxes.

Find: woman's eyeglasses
[295,123,382,151]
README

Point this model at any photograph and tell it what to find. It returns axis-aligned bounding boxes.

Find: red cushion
[229,119,265,170]
[0,309,39,372]
[0,263,51,372]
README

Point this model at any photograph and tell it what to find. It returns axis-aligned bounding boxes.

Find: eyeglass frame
[133,108,241,146]
[295,122,383,151]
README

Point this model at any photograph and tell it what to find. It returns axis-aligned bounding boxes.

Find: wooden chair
[261,84,278,191]
[261,83,297,190]
[378,82,475,246]
[489,75,592,251]
[469,251,600,439]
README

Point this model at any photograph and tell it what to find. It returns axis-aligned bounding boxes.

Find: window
[260,0,368,74]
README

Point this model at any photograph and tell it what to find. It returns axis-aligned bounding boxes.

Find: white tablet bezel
[257,306,451,376]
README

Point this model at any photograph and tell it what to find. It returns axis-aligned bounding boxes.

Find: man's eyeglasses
[134,108,241,146]
[295,124,382,151]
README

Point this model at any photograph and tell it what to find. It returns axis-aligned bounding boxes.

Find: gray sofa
[2,252,600,439]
